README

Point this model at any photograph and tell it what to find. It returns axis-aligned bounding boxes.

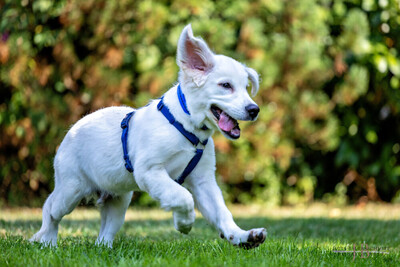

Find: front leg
[186,176,267,249]
[135,165,195,234]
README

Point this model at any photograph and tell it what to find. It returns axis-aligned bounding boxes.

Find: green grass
[1,204,399,266]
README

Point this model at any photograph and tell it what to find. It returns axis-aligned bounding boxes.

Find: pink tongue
[218,112,236,132]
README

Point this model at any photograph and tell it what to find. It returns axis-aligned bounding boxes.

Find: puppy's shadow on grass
[2,215,400,249]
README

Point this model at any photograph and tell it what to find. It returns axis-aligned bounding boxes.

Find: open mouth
[211,105,240,139]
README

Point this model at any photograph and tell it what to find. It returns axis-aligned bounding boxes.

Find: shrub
[0,0,399,206]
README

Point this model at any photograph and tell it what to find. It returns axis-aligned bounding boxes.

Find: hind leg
[96,191,133,248]
[30,191,56,245]
[30,182,85,246]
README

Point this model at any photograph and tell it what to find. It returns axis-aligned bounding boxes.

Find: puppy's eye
[220,83,232,89]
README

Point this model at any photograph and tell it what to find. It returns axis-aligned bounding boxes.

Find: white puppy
[30,25,266,249]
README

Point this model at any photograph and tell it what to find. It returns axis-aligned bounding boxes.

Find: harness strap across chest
[121,85,208,185]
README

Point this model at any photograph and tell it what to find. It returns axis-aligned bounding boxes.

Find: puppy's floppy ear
[246,67,259,96]
[177,24,215,87]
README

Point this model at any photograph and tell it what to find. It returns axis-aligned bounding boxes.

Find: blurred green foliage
[1,0,400,206]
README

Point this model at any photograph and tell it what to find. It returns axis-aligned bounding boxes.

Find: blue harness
[120,85,208,185]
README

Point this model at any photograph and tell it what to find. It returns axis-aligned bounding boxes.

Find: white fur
[30,24,266,248]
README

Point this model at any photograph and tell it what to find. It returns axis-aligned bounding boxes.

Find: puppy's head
[177,24,260,140]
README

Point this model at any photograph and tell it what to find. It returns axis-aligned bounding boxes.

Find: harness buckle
[125,162,133,172]
[121,112,134,129]
[196,142,205,150]
[121,119,129,129]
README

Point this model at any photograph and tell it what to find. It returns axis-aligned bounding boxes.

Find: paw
[29,232,57,247]
[29,234,40,243]
[175,221,192,234]
[173,210,195,234]
[30,238,57,247]
[238,228,267,249]
[95,238,113,248]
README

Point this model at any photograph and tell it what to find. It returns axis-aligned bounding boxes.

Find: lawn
[1,203,399,266]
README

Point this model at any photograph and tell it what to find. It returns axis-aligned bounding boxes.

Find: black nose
[246,104,260,120]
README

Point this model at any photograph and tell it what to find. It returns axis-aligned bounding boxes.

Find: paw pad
[238,228,267,249]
